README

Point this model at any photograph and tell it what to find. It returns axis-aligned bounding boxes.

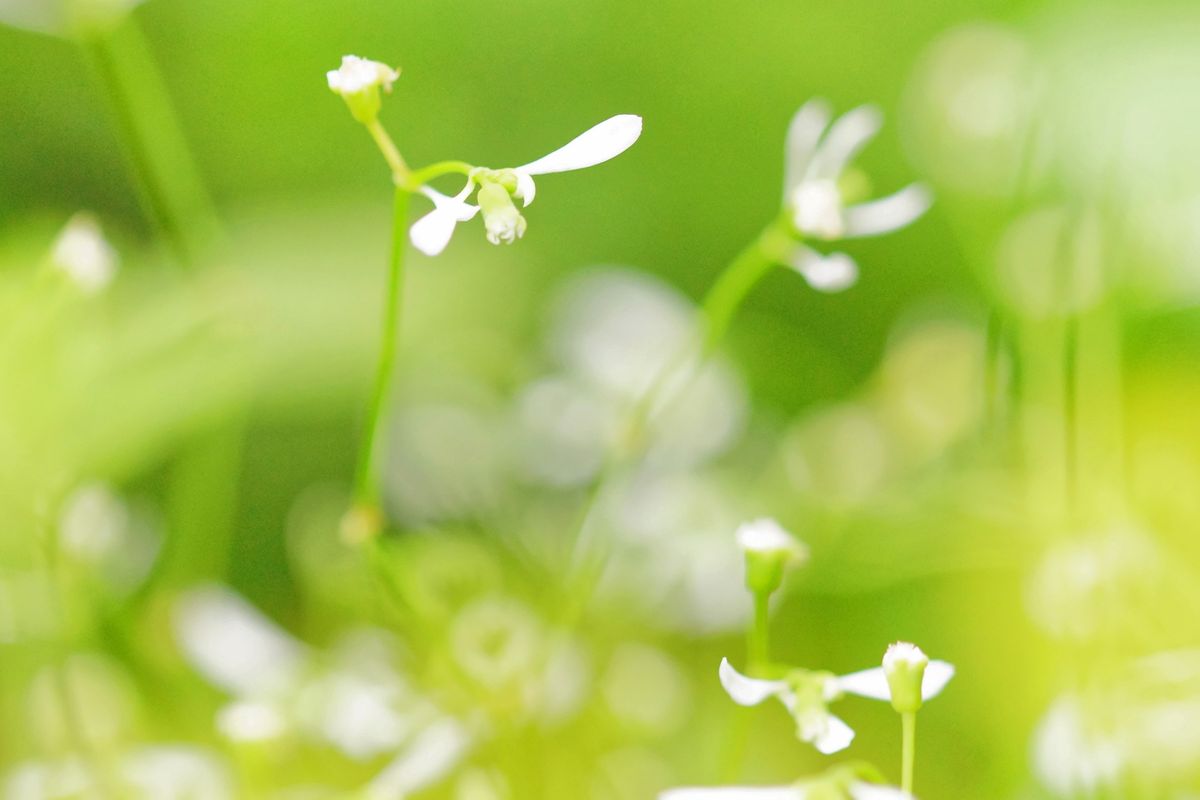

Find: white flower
[408,114,642,256]
[326,55,400,96]
[327,55,400,124]
[50,213,117,292]
[660,783,910,800]
[782,100,931,290]
[736,518,805,560]
[717,653,954,754]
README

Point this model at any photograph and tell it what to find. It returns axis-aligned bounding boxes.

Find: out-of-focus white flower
[0,0,147,37]
[450,596,543,690]
[50,213,117,293]
[717,652,953,754]
[781,100,931,291]
[326,55,400,125]
[121,746,233,800]
[660,782,910,800]
[408,115,642,256]
[1032,694,1126,797]
[216,700,287,744]
[601,643,690,735]
[173,585,307,698]
[58,483,127,562]
[365,717,472,800]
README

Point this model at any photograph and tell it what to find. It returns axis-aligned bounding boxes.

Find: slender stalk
[1064,313,1079,517]
[353,185,413,513]
[366,120,411,182]
[701,217,793,353]
[405,160,475,190]
[901,711,917,796]
[81,18,219,265]
[747,590,771,673]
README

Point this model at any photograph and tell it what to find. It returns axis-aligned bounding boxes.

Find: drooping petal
[514,171,537,206]
[365,718,471,800]
[783,98,833,197]
[921,660,955,700]
[718,658,789,706]
[516,114,643,176]
[844,184,932,238]
[808,105,883,180]
[814,714,856,754]
[848,782,913,800]
[788,247,859,293]
[836,666,891,701]
[660,788,806,800]
[409,186,479,257]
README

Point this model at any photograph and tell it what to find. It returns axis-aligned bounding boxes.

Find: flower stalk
[901,711,916,796]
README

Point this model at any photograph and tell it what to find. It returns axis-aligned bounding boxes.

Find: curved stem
[901,711,917,796]
[701,216,794,353]
[404,160,475,191]
[366,120,411,183]
[353,186,413,513]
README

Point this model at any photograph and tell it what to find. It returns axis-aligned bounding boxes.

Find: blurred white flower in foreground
[660,780,910,800]
[50,213,117,293]
[410,115,642,256]
[0,0,147,36]
[4,745,232,800]
[717,651,953,754]
[782,100,931,292]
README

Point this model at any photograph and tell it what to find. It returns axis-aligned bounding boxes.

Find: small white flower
[327,55,400,124]
[784,100,930,241]
[408,114,642,256]
[50,213,117,293]
[215,701,287,744]
[736,518,805,560]
[717,652,954,754]
[326,55,399,96]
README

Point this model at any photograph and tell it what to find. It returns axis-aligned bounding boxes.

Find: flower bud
[326,55,400,125]
[882,641,929,714]
[736,518,807,595]
[476,182,527,245]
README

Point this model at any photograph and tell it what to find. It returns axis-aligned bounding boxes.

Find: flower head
[736,518,807,595]
[408,114,642,256]
[781,99,932,292]
[327,55,400,124]
[50,213,117,293]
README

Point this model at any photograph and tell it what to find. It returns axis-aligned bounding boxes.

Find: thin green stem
[901,711,917,796]
[81,19,219,266]
[404,160,475,191]
[1064,313,1079,519]
[353,186,413,513]
[747,590,771,673]
[701,216,793,353]
[366,120,411,183]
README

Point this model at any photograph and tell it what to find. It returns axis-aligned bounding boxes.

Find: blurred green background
[3,0,1200,798]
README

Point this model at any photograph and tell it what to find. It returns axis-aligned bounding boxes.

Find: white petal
[844,184,932,238]
[789,247,859,293]
[409,186,479,257]
[836,666,891,701]
[921,660,955,700]
[814,714,855,754]
[784,99,833,197]
[718,658,788,706]
[409,207,460,256]
[515,171,537,206]
[809,105,883,180]
[849,782,913,800]
[516,114,643,175]
[661,789,805,800]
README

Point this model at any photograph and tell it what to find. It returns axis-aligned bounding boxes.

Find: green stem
[366,120,411,183]
[353,186,413,514]
[404,160,475,191]
[901,711,917,796]
[81,18,219,265]
[1064,313,1079,518]
[747,590,771,673]
[701,216,793,353]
